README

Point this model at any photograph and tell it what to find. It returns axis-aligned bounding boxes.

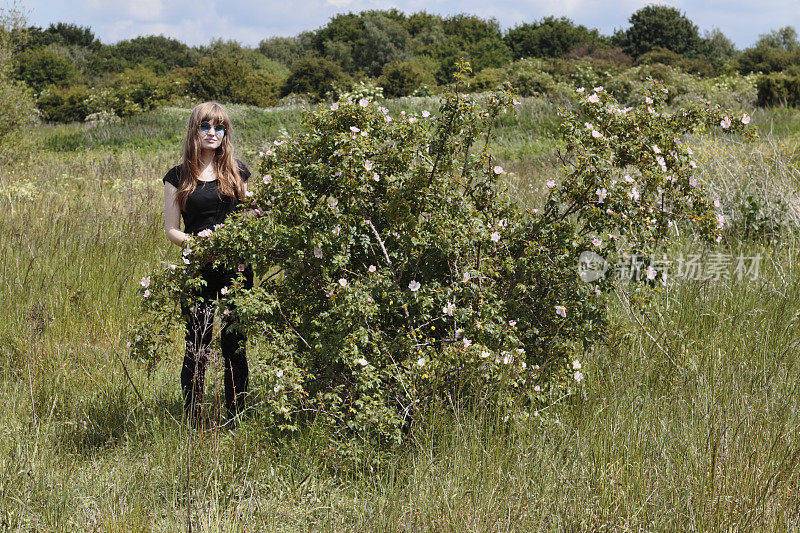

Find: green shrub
[505,59,559,97]
[282,55,349,102]
[756,73,800,107]
[14,46,78,91]
[36,85,89,122]
[130,62,754,445]
[379,60,435,97]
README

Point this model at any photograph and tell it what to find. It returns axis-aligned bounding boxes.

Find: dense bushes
[130,64,753,444]
[9,9,798,122]
[757,73,800,107]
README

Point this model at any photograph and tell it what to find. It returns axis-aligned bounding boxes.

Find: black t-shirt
[163,160,251,235]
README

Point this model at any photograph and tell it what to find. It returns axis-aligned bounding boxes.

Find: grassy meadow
[3,97,800,531]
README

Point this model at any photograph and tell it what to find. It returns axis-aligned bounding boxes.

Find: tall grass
[2,101,800,530]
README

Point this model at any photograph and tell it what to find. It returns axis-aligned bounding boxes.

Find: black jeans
[181,263,253,421]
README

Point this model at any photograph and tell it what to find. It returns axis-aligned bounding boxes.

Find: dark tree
[505,17,602,59]
[613,5,702,58]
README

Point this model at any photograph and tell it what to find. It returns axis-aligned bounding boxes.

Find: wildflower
[717,214,725,229]
[584,122,593,129]
[265,150,273,156]
[629,187,640,201]
[463,338,472,348]
[606,208,613,215]
[373,173,380,182]
[422,110,430,117]
[400,111,406,115]
[368,264,376,272]
[443,302,455,316]
[645,96,653,104]
[574,371,584,382]
[183,257,190,264]
[652,144,661,154]
[587,94,600,103]
[555,305,567,318]
[140,276,150,288]
[220,286,228,295]
[624,174,635,183]
[366,296,373,303]
[687,147,694,155]
[330,103,338,111]
[596,188,607,203]
[502,352,513,364]
[546,180,556,189]
[338,278,347,287]
[238,264,245,272]
[333,226,340,236]
[689,161,697,169]
[258,151,264,157]
[490,231,501,243]
[480,350,490,358]
[656,156,667,172]
[198,229,212,237]
[513,100,520,106]
[378,106,388,114]
[168,264,176,270]
[314,246,323,259]
[714,199,721,208]
[593,86,603,92]
[361,130,367,137]
[273,140,284,146]
[356,358,368,367]
[534,385,541,392]
[509,320,517,327]
[276,369,284,378]
[364,160,373,171]
[223,308,229,316]
[689,176,697,187]
[262,174,272,184]
[493,165,504,174]
[742,113,750,125]
[591,129,603,138]
[384,115,392,123]
[721,116,731,129]
[408,280,421,291]
[126,341,132,349]
[416,357,426,367]
[572,360,581,370]
[409,117,417,123]
[350,126,360,133]
[143,289,150,298]
[462,271,471,282]
[592,237,602,247]
[358,98,369,107]
[646,266,657,280]
[576,87,585,93]
[245,191,254,197]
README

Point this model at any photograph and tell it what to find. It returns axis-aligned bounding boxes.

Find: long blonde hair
[175,102,244,210]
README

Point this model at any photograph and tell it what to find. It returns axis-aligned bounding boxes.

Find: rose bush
[130,63,754,444]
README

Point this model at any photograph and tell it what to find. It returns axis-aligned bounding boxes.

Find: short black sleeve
[236,159,251,182]
[163,165,181,188]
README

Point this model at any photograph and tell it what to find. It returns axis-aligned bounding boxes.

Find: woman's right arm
[164,182,189,246]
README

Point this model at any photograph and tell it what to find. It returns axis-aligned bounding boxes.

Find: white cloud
[124,0,164,22]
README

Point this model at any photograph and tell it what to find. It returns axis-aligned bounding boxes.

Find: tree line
[6,5,800,122]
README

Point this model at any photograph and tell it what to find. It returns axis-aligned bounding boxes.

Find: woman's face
[198,120,226,151]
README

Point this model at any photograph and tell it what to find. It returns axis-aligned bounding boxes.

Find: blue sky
[22,0,800,49]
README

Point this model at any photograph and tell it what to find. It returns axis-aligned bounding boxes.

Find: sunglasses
[199,121,226,136]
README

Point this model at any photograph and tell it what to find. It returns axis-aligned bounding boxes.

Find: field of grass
[3,97,800,531]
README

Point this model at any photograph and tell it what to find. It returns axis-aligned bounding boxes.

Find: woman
[163,101,253,425]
